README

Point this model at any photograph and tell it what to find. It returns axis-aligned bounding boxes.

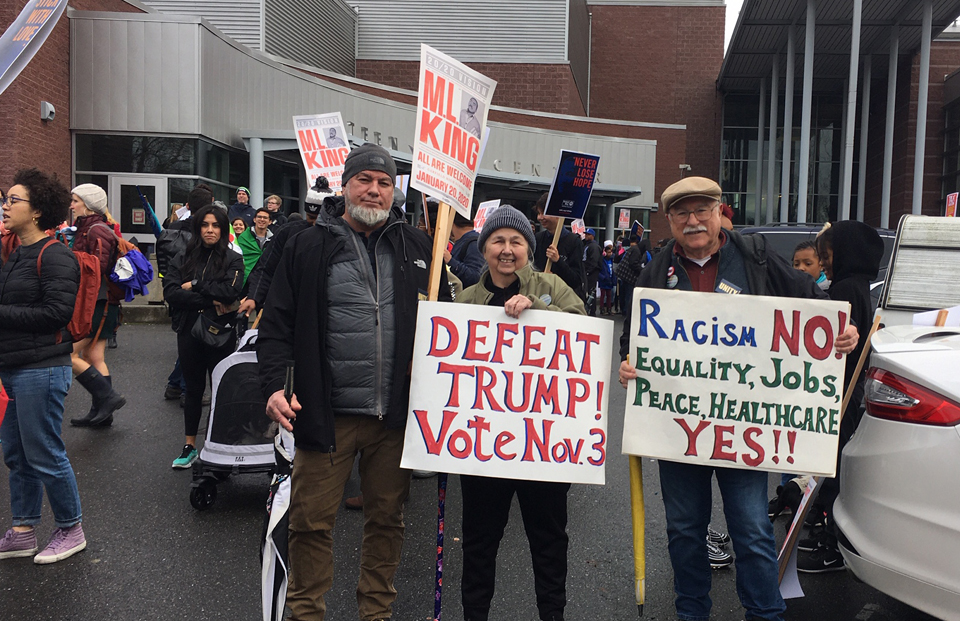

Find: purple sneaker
[0,528,38,559]
[34,524,86,565]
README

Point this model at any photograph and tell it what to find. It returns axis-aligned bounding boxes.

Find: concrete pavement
[0,322,938,620]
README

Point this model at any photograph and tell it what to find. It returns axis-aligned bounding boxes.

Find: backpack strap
[36,238,59,277]
[36,238,66,344]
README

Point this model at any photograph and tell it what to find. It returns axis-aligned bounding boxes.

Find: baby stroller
[190,328,277,510]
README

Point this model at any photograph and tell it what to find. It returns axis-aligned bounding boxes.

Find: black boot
[73,368,125,426]
[70,400,100,427]
[72,376,116,427]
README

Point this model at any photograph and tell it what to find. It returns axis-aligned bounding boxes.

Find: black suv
[739,223,896,311]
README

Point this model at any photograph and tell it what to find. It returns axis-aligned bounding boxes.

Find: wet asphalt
[0,321,940,621]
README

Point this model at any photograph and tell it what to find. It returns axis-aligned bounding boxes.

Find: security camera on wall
[40,101,55,122]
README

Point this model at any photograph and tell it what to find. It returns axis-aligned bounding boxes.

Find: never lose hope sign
[402,302,614,484]
[622,290,849,477]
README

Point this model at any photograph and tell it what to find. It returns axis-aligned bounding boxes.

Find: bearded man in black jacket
[259,144,449,621]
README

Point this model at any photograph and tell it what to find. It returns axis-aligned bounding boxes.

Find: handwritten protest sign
[618,209,630,229]
[293,112,350,191]
[411,45,497,220]
[402,302,614,484]
[542,150,601,220]
[622,290,849,477]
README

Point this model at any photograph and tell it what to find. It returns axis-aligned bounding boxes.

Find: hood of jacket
[829,220,884,282]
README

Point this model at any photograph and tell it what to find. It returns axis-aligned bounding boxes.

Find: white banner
[410,45,497,220]
[293,112,350,192]
[402,302,613,484]
[622,289,849,477]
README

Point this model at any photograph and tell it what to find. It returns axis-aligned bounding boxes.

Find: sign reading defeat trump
[402,302,614,484]
[622,290,850,477]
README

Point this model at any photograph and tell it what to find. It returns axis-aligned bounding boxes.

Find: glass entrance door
[108,175,167,243]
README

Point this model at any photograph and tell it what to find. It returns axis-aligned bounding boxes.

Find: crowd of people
[0,151,880,621]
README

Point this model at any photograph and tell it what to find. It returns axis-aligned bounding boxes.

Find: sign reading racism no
[401,302,614,484]
[622,290,849,477]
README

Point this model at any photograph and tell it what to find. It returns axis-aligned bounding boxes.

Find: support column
[605,203,616,245]
[780,27,796,222]
[249,137,264,208]
[767,58,780,223]
[840,0,862,220]
[857,56,872,221]
[912,0,933,215]
[797,0,816,223]
[881,26,899,228]
[839,78,851,211]
[755,78,767,225]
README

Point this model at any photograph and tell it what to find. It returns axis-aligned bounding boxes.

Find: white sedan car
[835,325,960,620]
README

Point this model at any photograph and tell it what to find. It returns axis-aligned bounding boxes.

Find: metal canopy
[240,132,642,205]
[719,0,960,92]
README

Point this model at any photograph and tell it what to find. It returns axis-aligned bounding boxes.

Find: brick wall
[0,0,145,189]
[862,40,960,227]
[589,5,724,185]
[356,60,586,116]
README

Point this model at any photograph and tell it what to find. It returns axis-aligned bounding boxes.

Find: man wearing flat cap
[617,176,859,621]
[259,144,450,621]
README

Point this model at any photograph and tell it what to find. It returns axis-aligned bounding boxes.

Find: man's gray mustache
[683,225,708,234]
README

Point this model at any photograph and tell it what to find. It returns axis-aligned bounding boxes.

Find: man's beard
[346,198,390,227]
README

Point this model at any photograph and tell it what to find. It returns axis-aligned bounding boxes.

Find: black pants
[176,330,234,437]
[818,382,865,547]
[460,475,570,621]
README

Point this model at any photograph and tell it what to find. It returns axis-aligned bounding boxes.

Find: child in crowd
[792,240,829,289]
[598,241,616,315]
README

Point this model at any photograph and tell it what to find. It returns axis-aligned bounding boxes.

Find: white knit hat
[72,184,108,214]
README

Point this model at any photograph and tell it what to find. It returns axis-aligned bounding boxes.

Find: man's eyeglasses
[2,195,29,207]
[254,216,270,221]
[668,203,718,222]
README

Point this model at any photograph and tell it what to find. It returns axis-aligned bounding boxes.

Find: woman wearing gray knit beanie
[457,204,584,621]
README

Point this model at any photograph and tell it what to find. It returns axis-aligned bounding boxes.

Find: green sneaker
[172,445,198,469]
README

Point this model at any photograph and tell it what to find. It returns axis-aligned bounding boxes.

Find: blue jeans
[0,366,82,529]
[658,460,785,621]
[167,358,187,391]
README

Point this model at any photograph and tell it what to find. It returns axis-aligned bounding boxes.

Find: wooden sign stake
[427,202,454,301]
[544,217,566,274]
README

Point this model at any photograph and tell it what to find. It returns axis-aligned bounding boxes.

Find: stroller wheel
[190,480,218,510]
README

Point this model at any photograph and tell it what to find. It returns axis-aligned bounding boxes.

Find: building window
[720,93,853,224]
[75,133,301,212]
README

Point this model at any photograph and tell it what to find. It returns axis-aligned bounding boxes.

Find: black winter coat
[162,246,244,333]
[245,218,313,309]
[258,203,450,453]
[0,238,79,369]
[156,218,192,279]
[534,228,586,299]
[620,229,827,359]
